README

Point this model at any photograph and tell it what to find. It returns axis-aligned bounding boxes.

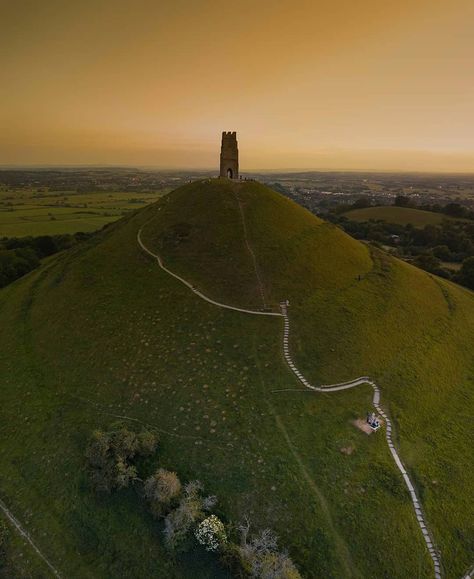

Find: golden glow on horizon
[1,0,473,171]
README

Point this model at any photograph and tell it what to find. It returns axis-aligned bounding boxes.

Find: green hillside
[141,179,372,310]
[344,205,452,227]
[0,179,473,578]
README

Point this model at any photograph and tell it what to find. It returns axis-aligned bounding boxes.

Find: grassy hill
[344,205,454,227]
[141,179,372,310]
[0,179,473,578]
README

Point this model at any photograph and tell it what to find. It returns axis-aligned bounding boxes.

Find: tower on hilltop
[220,131,239,179]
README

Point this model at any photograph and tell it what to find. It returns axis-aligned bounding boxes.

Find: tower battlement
[220,131,239,179]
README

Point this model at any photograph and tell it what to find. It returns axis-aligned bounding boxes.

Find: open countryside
[0,189,168,237]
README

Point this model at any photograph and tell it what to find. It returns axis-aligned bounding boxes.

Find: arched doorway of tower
[227,168,233,179]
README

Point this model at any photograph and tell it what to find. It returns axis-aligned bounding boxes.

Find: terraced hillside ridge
[0,179,473,578]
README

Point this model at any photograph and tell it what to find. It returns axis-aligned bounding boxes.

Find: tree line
[351,194,474,220]
[0,232,91,288]
[327,198,474,290]
[86,424,301,578]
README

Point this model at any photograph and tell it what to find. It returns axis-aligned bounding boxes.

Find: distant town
[1,168,473,211]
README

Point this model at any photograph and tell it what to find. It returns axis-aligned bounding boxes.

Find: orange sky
[1,0,473,171]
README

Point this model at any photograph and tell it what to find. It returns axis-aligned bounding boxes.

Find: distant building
[220,132,239,179]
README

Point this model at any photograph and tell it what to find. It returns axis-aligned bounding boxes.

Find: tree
[443,203,466,218]
[413,253,441,274]
[394,195,410,207]
[163,495,201,550]
[195,515,227,551]
[431,245,452,261]
[86,426,158,493]
[235,521,301,579]
[163,481,216,551]
[259,551,301,579]
[86,430,116,493]
[138,430,159,456]
[414,224,439,246]
[86,430,111,467]
[352,197,371,209]
[110,427,140,459]
[459,256,474,289]
[32,236,58,257]
[144,468,181,516]
[0,248,40,288]
[115,458,138,489]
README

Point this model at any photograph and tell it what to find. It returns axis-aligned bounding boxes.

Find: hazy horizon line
[1,164,474,176]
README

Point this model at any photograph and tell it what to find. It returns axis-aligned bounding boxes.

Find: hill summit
[0,178,472,578]
[140,179,372,310]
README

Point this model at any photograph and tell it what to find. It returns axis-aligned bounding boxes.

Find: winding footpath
[138,224,443,578]
[137,227,281,318]
[280,304,442,578]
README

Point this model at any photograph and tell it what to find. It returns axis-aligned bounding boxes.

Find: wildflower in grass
[195,515,227,551]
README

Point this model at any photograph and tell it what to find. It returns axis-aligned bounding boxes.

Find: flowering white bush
[194,515,227,551]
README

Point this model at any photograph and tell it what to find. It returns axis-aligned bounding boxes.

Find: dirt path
[0,498,61,578]
[252,342,359,577]
[233,190,267,309]
[138,217,443,578]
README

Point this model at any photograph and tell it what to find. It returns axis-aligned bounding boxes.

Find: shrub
[138,430,159,456]
[0,248,40,288]
[86,425,158,493]
[258,551,301,579]
[163,497,199,550]
[143,468,181,517]
[86,430,111,467]
[163,481,216,551]
[195,515,227,551]
[110,427,141,459]
[220,542,248,578]
[115,458,138,489]
[0,233,91,289]
[235,522,301,579]
[459,256,474,289]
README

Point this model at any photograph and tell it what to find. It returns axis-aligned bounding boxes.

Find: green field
[344,206,453,227]
[0,179,472,577]
[0,189,168,237]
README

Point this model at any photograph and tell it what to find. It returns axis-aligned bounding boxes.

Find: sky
[1,0,474,172]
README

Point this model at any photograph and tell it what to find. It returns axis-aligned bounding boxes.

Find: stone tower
[220,131,239,179]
